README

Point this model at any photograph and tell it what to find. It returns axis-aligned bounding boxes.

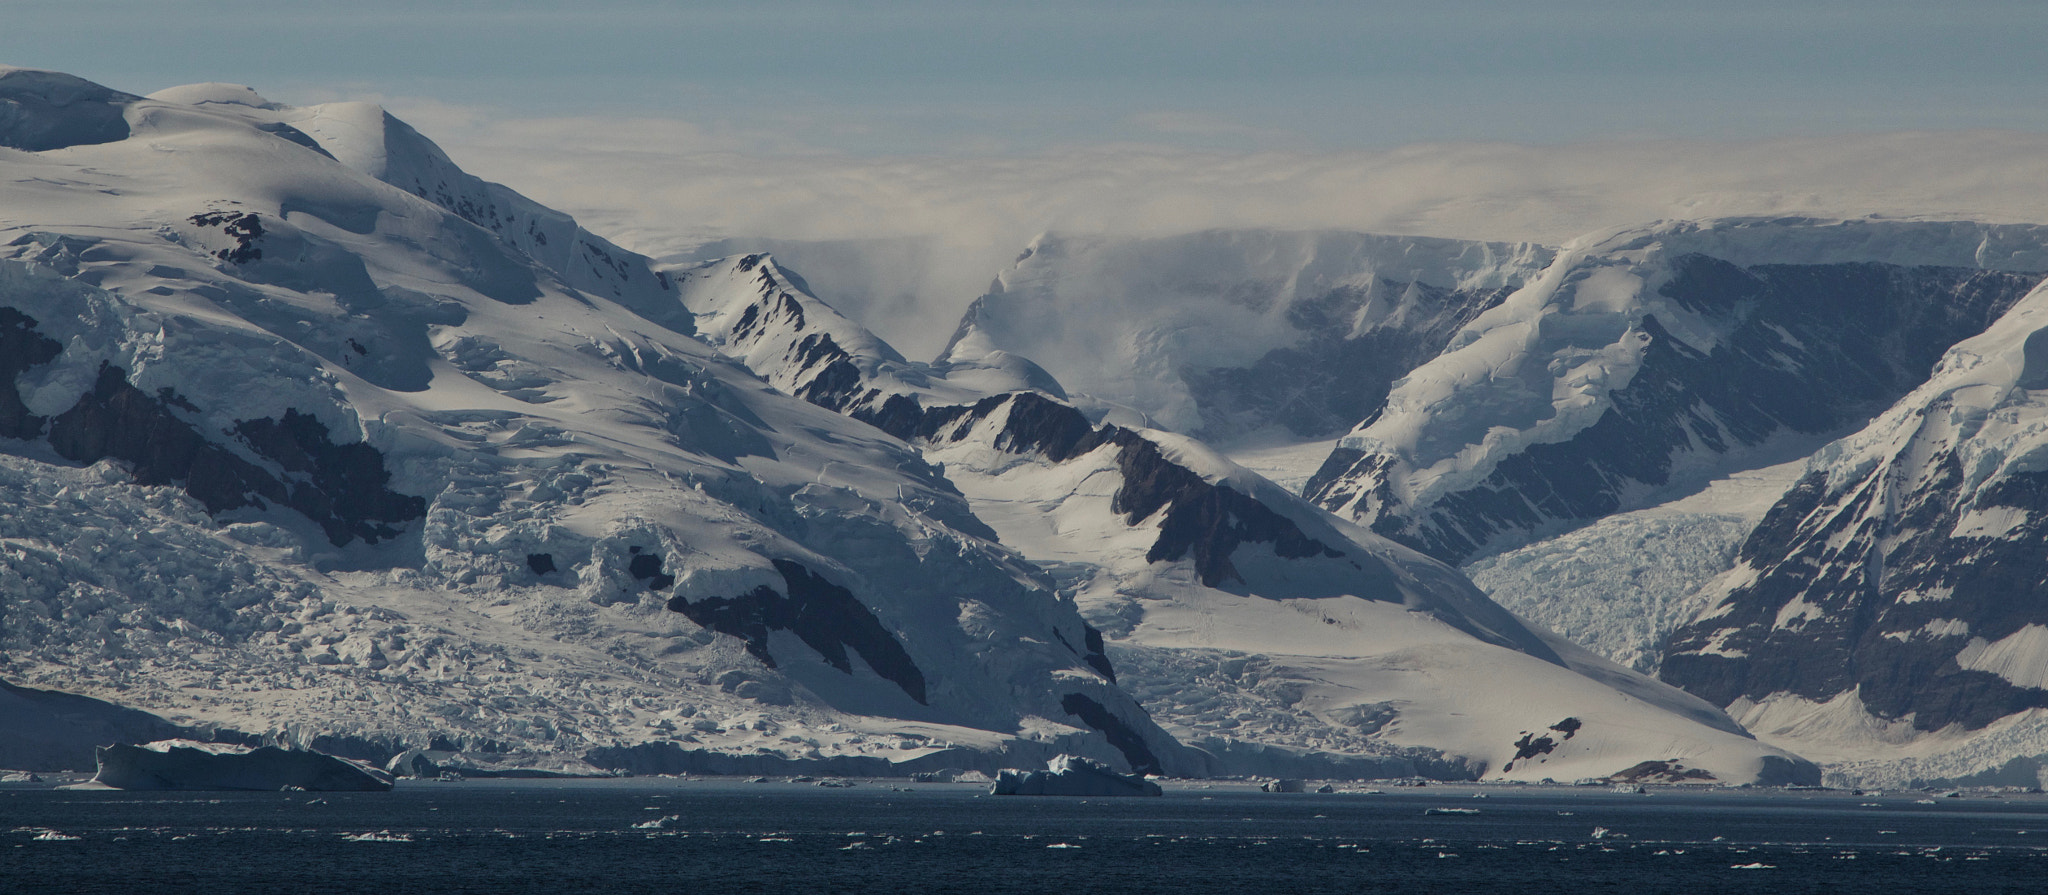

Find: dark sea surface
[4,779,2046,894]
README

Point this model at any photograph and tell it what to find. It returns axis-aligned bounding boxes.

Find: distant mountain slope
[1304,219,2048,564]
[680,243,1817,784]
[1659,276,2048,784]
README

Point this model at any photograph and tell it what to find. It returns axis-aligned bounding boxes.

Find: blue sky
[12,0,2048,154]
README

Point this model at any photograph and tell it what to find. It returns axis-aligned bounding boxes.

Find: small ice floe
[756,837,794,843]
[1729,862,1775,870]
[633,815,679,830]
[343,831,413,842]
[1591,827,1625,839]
[1915,799,1938,805]
[1046,843,1081,849]
[1422,808,1480,816]
[31,830,80,841]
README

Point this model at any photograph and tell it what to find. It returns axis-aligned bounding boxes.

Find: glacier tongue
[0,69,1189,778]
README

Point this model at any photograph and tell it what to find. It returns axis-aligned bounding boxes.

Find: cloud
[381,101,2048,356]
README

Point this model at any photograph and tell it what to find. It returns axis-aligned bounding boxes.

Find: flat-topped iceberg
[86,740,392,792]
[991,754,1161,797]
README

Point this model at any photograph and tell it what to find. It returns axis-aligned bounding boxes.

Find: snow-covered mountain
[1659,275,2048,785]
[679,241,1817,784]
[1304,219,2048,564]
[937,230,1552,441]
[10,65,1931,787]
[0,67,1184,777]
[918,216,2048,787]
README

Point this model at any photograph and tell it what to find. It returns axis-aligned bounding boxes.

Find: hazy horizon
[9,0,2048,353]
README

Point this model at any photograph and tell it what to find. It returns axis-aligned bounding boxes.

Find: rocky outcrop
[667,559,930,705]
[2,309,423,546]
[1660,274,2048,761]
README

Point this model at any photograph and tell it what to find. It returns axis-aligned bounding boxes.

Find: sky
[15,1,2048,153]
[9,1,2048,353]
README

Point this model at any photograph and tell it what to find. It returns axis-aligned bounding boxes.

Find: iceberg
[991,754,1161,797]
[85,740,392,792]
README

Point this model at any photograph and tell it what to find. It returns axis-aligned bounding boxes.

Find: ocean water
[4,780,2046,894]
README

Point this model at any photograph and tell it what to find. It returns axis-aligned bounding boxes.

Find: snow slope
[1660,274,2048,785]
[0,68,1183,777]
[681,242,1817,784]
[1306,218,2048,564]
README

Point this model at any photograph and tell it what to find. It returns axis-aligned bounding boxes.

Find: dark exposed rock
[1080,623,1117,682]
[188,211,264,264]
[1059,693,1162,776]
[627,552,675,591]
[1310,257,2043,564]
[667,559,928,704]
[3,310,423,546]
[1108,429,1348,587]
[1608,759,1716,784]
[232,410,426,545]
[1510,732,1557,762]
[1185,280,1513,439]
[0,307,63,439]
[49,363,283,517]
[253,122,336,159]
[854,390,1354,590]
[1661,449,2048,731]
